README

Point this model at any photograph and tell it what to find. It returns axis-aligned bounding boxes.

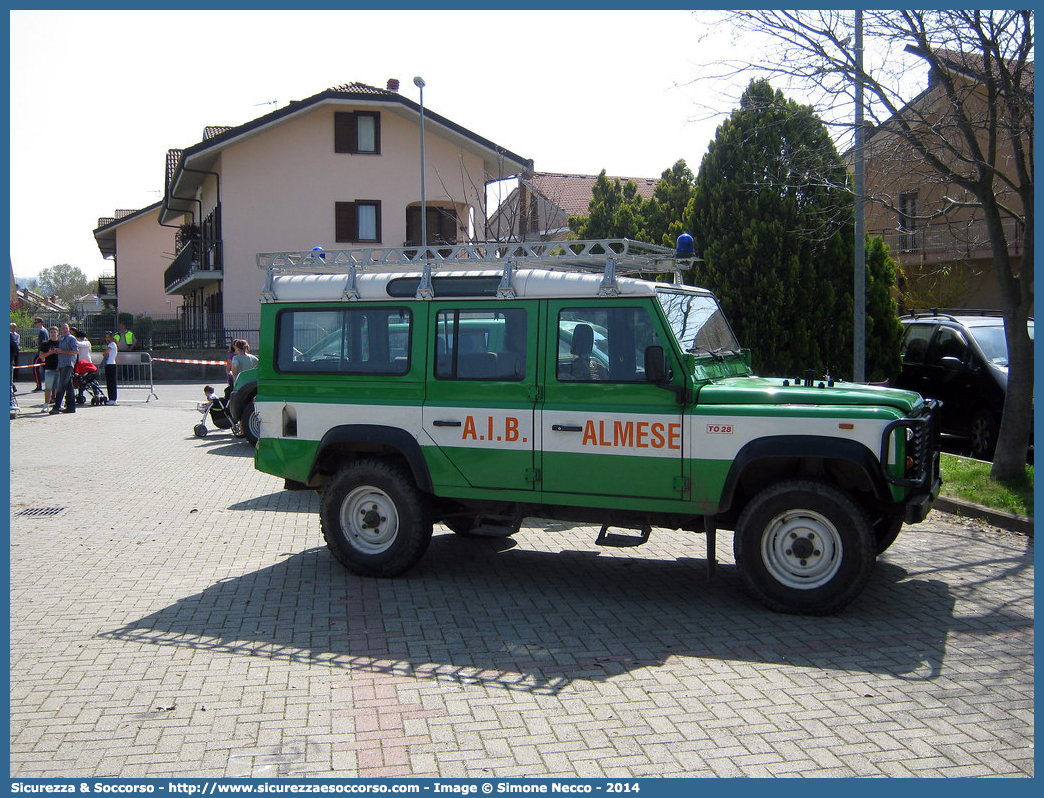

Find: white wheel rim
[248,409,261,440]
[339,485,399,554]
[760,509,842,589]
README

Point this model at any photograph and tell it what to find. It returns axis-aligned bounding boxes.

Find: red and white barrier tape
[15,357,226,366]
[151,358,227,365]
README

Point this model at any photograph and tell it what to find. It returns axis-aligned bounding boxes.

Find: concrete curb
[935,494,1034,536]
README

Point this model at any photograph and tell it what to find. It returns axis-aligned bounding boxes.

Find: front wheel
[872,512,904,555]
[733,479,875,615]
[320,459,433,577]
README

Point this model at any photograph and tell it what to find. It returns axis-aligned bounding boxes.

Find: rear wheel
[321,459,433,577]
[241,399,260,446]
[969,408,998,460]
[734,479,875,615]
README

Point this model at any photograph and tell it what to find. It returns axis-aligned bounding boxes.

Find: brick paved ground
[8,383,1034,778]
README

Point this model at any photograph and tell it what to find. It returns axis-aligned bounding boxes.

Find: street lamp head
[413,76,425,89]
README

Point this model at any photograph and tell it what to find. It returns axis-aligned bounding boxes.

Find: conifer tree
[688,79,860,378]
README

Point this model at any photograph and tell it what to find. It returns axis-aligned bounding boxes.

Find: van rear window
[275,307,411,374]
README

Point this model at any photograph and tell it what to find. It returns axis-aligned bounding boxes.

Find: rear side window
[275,307,411,374]
[900,324,934,364]
[434,308,527,381]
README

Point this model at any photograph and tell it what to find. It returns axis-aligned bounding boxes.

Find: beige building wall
[112,207,183,317]
[214,106,490,317]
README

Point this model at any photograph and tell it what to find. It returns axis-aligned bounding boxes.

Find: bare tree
[712,10,1033,479]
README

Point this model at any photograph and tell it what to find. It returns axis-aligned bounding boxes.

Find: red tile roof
[525,172,659,217]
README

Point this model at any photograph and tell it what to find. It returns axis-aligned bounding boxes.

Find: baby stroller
[73,360,107,406]
[194,388,241,438]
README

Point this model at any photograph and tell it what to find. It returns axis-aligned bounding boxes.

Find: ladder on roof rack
[257,239,688,301]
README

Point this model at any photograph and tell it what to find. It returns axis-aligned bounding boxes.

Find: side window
[900,324,934,364]
[336,201,381,243]
[334,111,380,154]
[557,307,658,382]
[434,309,527,381]
[925,326,969,366]
[275,307,410,374]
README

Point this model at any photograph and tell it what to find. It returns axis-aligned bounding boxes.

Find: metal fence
[115,352,158,402]
[13,314,260,357]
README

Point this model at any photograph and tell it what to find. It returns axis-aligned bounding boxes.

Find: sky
[9,8,771,283]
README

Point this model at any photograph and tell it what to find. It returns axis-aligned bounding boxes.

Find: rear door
[421,303,538,491]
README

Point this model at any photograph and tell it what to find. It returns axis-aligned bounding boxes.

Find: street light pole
[853,11,866,383]
[414,76,427,256]
[413,76,433,298]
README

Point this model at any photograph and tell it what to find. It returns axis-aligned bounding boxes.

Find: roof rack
[258,239,688,301]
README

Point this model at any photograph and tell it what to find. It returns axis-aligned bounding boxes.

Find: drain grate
[16,507,66,518]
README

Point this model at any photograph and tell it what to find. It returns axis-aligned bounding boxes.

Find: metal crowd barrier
[116,352,159,401]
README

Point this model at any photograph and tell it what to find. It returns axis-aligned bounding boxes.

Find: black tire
[241,399,260,447]
[193,424,208,438]
[733,479,875,615]
[444,517,519,537]
[873,512,904,555]
[444,517,479,535]
[320,459,433,577]
[969,408,998,460]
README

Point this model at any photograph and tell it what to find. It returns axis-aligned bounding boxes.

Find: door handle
[432,420,462,427]
[552,424,583,432]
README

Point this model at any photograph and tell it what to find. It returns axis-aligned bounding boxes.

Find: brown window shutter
[334,112,357,153]
[335,202,358,242]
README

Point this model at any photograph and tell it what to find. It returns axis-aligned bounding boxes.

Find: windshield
[972,321,1034,367]
[656,290,741,355]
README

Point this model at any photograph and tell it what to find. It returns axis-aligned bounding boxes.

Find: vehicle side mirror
[939,356,966,371]
[645,346,668,383]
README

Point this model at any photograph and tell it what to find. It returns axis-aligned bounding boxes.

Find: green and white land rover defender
[252,239,940,615]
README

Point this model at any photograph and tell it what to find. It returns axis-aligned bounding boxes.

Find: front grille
[882,400,940,488]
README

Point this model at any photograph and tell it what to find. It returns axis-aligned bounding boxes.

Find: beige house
[488,172,659,242]
[94,203,182,318]
[144,80,529,336]
[860,50,1031,313]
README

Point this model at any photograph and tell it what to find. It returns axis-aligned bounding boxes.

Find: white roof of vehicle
[257,239,707,302]
[267,269,712,302]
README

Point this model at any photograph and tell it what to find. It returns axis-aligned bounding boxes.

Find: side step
[595,524,651,548]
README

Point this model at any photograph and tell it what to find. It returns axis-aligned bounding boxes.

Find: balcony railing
[164,238,224,292]
[872,217,1024,263]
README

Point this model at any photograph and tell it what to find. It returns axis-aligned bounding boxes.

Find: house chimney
[387,78,400,92]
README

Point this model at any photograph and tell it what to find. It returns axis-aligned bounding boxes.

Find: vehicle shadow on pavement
[191,438,256,457]
[97,530,973,695]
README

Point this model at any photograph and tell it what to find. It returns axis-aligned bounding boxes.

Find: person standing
[100,331,118,404]
[40,326,59,409]
[114,322,136,381]
[226,341,238,389]
[72,329,92,363]
[49,323,79,415]
[114,322,136,351]
[32,317,47,391]
[9,322,20,391]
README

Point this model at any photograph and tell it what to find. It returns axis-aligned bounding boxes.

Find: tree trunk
[987,198,1033,481]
